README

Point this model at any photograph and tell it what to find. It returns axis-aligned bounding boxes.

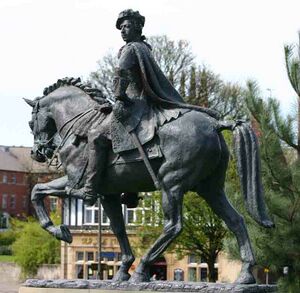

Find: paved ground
[0,281,20,293]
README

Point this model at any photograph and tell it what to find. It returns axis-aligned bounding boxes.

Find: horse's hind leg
[101,195,135,282]
[130,185,184,283]
[200,188,256,284]
[31,175,72,243]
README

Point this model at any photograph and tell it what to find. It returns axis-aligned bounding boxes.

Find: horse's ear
[23,98,36,108]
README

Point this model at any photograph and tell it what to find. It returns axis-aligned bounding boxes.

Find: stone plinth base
[20,279,277,292]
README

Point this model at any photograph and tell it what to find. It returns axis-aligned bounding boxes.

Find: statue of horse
[25,77,273,284]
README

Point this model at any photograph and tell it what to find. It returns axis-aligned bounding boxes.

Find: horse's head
[25,97,57,163]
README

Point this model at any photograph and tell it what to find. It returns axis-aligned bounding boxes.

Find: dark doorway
[149,256,167,280]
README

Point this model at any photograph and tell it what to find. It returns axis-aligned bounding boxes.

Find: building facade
[61,195,242,282]
[0,146,59,229]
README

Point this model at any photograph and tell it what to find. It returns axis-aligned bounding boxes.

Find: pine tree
[230,81,300,291]
[284,33,300,159]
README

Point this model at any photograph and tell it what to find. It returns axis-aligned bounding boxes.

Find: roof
[0,146,58,173]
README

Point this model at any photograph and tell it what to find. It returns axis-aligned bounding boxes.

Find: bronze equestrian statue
[25,9,273,284]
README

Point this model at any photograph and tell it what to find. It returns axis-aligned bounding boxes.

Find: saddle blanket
[108,137,163,165]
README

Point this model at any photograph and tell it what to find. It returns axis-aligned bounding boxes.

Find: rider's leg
[84,130,110,196]
[66,128,110,204]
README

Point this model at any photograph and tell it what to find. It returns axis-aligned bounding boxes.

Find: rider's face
[120,19,138,43]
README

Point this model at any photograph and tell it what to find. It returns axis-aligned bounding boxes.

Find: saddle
[73,99,187,154]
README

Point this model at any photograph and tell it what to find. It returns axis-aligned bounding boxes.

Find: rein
[47,108,94,167]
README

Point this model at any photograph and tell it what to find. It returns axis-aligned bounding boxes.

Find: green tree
[11,213,61,277]
[147,35,195,89]
[223,80,300,291]
[284,33,300,159]
[89,35,195,99]
[175,192,227,282]
[186,66,246,119]
[133,190,231,283]
[89,35,246,120]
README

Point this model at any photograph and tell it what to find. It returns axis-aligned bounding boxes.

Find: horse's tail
[220,121,274,228]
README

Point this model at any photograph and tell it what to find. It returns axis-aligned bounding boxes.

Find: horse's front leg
[31,175,72,243]
[101,194,135,282]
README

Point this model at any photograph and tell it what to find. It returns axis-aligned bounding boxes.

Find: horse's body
[26,79,273,284]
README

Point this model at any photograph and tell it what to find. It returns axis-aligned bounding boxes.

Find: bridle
[32,99,57,161]
[32,99,94,167]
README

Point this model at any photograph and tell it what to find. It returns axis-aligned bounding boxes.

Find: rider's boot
[66,135,109,206]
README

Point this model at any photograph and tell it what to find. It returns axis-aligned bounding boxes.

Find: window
[174,268,184,281]
[86,252,94,262]
[10,195,16,209]
[2,175,7,184]
[76,251,84,261]
[2,194,7,209]
[11,175,17,184]
[85,208,93,224]
[107,265,114,279]
[200,268,208,282]
[84,205,110,225]
[22,196,27,209]
[126,209,135,224]
[102,210,109,224]
[188,267,197,281]
[50,197,57,212]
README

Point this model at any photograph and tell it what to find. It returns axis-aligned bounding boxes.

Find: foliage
[89,35,195,100]
[133,191,163,256]
[184,66,247,119]
[11,213,61,277]
[147,35,195,89]
[89,51,118,100]
[175,192,227,282]
[0,229,16,246]
[133,191,229,282]
[0,229,16,255]
[89,34,246,120]
[244,81,300,290]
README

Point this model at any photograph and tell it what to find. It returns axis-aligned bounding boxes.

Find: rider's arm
[113,45,137,105]
[113,68,132,105]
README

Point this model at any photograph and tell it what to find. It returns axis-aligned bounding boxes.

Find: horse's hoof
[112,270,131,282]
[234,272,256,284]
[55,225,73,243]
[129,271,150,283]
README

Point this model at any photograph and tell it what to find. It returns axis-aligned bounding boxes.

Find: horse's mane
[42,77,107,103]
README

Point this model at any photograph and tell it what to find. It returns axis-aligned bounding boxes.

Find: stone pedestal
[20,279,277,292]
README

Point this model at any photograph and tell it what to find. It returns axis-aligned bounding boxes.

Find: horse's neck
[47,89,95,136]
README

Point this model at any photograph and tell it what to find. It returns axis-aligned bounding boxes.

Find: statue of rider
[67,9,219,205]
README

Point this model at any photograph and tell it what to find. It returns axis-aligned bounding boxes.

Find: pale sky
[0,0,299,146]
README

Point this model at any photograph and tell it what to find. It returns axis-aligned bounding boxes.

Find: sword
[129,130,161,190]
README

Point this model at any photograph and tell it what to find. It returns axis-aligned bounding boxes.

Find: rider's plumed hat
[116,9,145,30]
